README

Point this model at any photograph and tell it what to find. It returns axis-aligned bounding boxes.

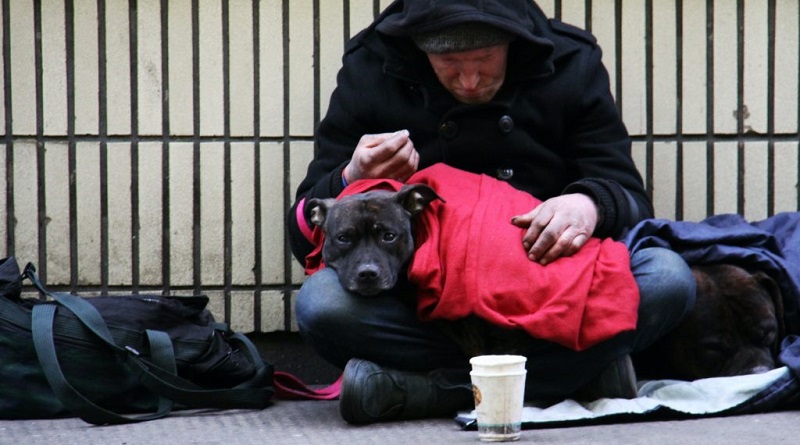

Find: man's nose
[458,69,480,90]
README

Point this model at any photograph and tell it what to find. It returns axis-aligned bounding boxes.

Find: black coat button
[497,168,514,180]
[498,115,514,133]
[439,121,459,139]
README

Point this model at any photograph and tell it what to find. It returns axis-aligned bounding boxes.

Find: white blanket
[457,367,790,428]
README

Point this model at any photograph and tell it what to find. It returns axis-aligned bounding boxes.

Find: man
[287,0,696,424]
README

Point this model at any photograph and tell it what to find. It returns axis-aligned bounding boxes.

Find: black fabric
[0,257,274,424]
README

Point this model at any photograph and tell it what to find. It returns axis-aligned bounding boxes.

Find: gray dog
[304,184,442,296]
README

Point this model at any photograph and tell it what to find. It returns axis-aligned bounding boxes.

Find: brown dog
[638,264,784,381]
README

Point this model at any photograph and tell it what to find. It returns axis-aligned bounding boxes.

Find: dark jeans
[295,247,695,399]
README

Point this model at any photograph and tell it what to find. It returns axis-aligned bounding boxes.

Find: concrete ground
[3,333,799,444]
[3,403,799,445]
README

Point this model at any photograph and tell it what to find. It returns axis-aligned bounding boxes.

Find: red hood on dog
[300,163,640,352]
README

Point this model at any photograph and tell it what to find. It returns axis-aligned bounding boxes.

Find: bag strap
[32,304,176,424]
[24,263,272,424]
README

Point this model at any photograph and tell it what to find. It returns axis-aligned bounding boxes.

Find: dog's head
[305,184,442,296]
[662,264,784,380]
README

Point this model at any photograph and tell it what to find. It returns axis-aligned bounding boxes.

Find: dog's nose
[357,266,379,280]
[749,365,773,374]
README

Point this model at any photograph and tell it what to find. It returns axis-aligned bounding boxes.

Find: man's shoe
[574,354,638,401]
[339,358,473,424]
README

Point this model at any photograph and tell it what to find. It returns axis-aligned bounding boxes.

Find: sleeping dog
[638,263,784,380]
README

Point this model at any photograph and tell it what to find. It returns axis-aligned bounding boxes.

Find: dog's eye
[701,339,733,357]
[382,232,397,243]
[757,327,777,347]
[336,234,352,244]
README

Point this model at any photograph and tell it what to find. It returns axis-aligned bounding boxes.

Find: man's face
[426,44,509,104]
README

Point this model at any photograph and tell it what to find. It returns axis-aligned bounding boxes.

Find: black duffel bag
[0,256,274,424]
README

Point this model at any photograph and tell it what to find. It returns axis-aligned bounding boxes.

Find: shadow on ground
[247,332,341,385]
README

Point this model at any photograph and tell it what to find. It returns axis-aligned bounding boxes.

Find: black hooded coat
[288,0,653,265]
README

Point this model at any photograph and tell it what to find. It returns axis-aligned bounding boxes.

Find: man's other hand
[511,193,599,265]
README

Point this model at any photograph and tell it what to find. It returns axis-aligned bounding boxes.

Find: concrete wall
[1,0,798,333]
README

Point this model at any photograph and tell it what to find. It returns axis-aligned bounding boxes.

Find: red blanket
[301,164,639,351]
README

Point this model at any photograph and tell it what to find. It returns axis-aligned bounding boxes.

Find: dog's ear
[305,198,336,227]
[396,184,444,216]
[754,271,785,341]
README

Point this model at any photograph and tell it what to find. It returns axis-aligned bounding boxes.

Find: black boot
[339,358,474,424]
[573,354,638,401]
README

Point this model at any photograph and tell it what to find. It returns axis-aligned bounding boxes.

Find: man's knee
[296,268,353,333]
[633,247,695,309]
[631,247,696,350]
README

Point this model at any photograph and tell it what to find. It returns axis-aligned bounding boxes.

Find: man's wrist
[341,163,353,188]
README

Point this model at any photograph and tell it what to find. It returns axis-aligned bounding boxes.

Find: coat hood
[375,0,554,53]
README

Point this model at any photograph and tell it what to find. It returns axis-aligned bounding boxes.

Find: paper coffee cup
[470,355,527,442]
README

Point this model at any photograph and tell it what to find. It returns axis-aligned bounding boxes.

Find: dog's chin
[722,358,777,377]
[746,365,775,375]
[345,279,396,297]
[349,286,384,297]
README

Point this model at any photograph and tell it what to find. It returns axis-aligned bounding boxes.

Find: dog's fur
[638,264,784,380]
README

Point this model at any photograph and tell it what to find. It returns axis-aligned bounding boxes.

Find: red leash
[273,372,342,400]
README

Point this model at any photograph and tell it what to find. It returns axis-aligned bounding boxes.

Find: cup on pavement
[469,355,527,442]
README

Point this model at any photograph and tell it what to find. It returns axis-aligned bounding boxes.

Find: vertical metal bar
[68,28,78,292]
[160,0,171,294]
[615,0,623,117]
[130,0,139,293]
[2,0,12,256]
[705,0,715,217]
[252,0,263,331]
[585,0,593,33]
[98,0,115,293]
[675,0,685,220]
[192,0,202,296]
[313,0,320,128]
[222,0,233,325]
[34,0,47,283]
[98,0,111,290]
[97,0,110,292]
[95,0,110,291]
[644,0,654,202]
[766,0,776,216]
[343,0,351,45]
[554,0,562,20]
[282,0,292,331]
[736,0,745,215]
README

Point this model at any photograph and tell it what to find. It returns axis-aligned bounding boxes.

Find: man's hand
[511,194,599,265]
[343,130,420,183]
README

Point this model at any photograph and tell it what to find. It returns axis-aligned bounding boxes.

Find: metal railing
[1,0,798,332]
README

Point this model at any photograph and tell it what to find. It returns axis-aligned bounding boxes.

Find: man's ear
[396,184,444,216]
[305,198,336,227]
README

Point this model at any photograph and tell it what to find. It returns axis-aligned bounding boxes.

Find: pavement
[3,403,799,445]
[2,333,799,444]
